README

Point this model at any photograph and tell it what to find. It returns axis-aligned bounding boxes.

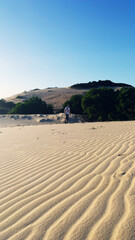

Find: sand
[0,114,83,128]
[0,119,135,240]
[6,87,88,110]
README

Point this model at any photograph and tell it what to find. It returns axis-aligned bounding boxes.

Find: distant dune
[6,88,88,110]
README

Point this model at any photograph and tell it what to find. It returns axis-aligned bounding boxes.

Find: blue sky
[0,0,135,98]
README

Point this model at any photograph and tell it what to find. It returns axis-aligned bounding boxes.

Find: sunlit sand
[0,119,135,240]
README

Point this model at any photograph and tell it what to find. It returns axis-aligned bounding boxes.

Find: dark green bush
[63,95,83,114]
[82,88,118,121]
[116,87,135,120]
[0,99,15,114]
[9,96,53,114]
[63,87,135,121]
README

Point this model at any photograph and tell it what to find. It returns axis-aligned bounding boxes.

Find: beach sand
[0,119,135,240]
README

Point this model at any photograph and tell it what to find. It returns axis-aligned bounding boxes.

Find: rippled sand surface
[0,121,135,240]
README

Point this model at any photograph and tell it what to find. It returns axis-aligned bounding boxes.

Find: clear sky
[0,0,135,98]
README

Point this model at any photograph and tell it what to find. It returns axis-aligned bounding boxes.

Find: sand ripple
[0,122,135,239]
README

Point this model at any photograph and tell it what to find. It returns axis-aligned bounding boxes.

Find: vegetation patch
[16,95,25,99]
[71,80,133,90]
[63,87,135,121]
[9,96,54,114]
[0,99,15,114]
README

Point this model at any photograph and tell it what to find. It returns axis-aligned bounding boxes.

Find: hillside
[5,88,88,110]
[4,80,133,112]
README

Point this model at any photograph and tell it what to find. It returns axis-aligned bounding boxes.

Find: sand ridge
[0,121,135,239]
[5,87,88,110]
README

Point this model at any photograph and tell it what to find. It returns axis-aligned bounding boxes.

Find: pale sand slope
[6,88,88,110]
[0,121,135,240]
[0,114,83,128]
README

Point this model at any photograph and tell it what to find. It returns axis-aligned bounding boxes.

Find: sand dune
[5,87,88,110]
[0,121,135,239]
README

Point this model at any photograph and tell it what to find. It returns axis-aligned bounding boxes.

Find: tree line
[63,87,135,121]
[71,80,132,90]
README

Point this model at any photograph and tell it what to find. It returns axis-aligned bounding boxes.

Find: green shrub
[63,95,83,114]
[117,87,135,120]
[9,96,54,114]
[82,88,118,121]
[0,99,15,114]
